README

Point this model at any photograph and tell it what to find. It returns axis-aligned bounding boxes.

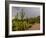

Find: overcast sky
[12,7,40,19]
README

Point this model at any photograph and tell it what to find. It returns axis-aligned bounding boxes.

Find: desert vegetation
[12,9,40,31]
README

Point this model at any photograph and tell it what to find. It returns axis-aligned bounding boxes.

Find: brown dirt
[28,23,40,30]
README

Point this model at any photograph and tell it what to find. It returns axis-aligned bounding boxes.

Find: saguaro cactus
[20,8,25,22]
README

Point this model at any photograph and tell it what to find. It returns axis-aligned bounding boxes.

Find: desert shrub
[29,16,40,24]
[12,20,25,31]
[34,16,40,23]
[12,16,40,31]
[12,19,32,31]
[29,19,35,24]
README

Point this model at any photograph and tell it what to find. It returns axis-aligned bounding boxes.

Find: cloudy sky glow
[12,7,40,19]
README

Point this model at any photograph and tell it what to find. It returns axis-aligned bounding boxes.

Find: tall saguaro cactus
[15,12,18,21]
[20,8,25,21]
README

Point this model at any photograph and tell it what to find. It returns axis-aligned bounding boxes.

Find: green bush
[12,20,32,31]
[12,16,40,31]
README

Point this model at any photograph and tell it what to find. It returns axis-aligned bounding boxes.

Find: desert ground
[27,23,40,30]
